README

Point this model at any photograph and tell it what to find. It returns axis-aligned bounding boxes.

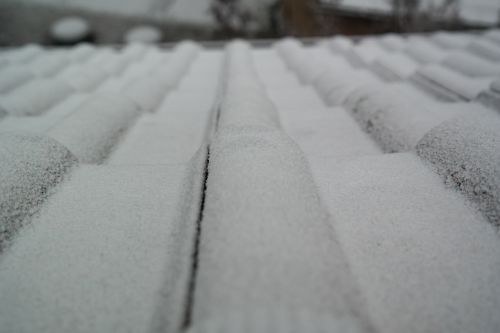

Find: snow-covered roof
[0,29,500,333]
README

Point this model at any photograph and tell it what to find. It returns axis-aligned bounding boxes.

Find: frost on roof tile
[371,53,418,81]
[343,84,455,152]
[28,52,70,77]
[188,308,371,333]
[67,43,95,62]
[293,46,343,83]
[275,40,383,107]
[432,32,474,49]
[121,76,173,111]
[116,45,198,113]
[0,162,203,333]
[314,68,380,106]
[218,43,280,129]
[3,44,42,64]
[101,54,135,77]
[121,42,148,61]
[85,49,125,76]
[192,41,374,332]
[416,108,500,226]
[404,37,447,64]
[329,35,354,53]
[281,107,381,159]
[484,29,500,45]
[310,152,500,333]
[478,90,500,112]
[48,94,141,163]
[378,34,406,51]
[0,79,74,116]
[195,121,373,333]
[491,79,500,93]
[0,132,77,250]
[0,94,88,134]
[109,58,220,165]
[346,41,391,66]
[467,39,500,62]
[269,86,325,112]
[57,65,107,92]
[413,65,493,100]
[0,67,34,94]
[149,42,199,86]
[441,52,500,78]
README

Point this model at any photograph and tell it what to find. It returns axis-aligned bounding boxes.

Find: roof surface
[0,29,500,333]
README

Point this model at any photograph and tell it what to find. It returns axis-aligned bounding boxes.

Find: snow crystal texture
[0,132,76,250]
[417,108,500,226]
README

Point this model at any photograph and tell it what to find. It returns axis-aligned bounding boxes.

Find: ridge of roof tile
[413,64,493,100]
[0,67,34,94]
[467,38,500,61]
[192,41,375,332]
[47,94,141,163]
[0,132,77,250]
[417,108,500,225]
[0,78,74,116]
[441,51,500,78]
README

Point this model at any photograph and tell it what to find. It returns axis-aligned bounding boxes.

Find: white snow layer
[432,32,474,49]
[343,84,457,152]
[416,108,500,226]
[0,67,34,94]
[120,42,199,111]
[48,94,141,163]
[1,44,42,64]
[404,37,447,63]
[0,160,205,333]
[0,41,213,333]
[0,132,76,250]
[28,51,70,77]
[441,52,500,78]
[0,79,73,116]
[57,64,107,92]
[492,79,500,93]
[110,51,222,165]
[414,64,493,100]
[309,152,500,333]
[371,53,418,80]
[253,48,381,159]
[466,39,500,62]
[191,41,375,332]
[67,43,95,62]
[269,35,500,333]
[273,41,454,153]
[0,94,88,134]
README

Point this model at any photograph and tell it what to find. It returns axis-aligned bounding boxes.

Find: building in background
[0,0,499,45]
[318,0,500,35]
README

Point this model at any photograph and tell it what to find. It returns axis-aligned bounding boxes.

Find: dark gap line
[181,146,210,330]
[181,53,226,330]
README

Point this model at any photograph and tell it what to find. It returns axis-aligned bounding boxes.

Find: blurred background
[0,0,499,46]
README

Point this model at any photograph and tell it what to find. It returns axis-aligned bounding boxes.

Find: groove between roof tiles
[190,40,376,333]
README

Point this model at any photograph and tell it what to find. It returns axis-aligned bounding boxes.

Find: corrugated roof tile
[0,28,500,333]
